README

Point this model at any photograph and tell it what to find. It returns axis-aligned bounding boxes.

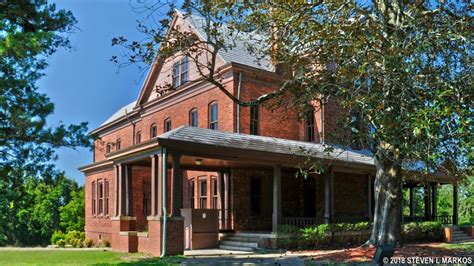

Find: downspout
[236,72,243,133]
[160,147,168,257]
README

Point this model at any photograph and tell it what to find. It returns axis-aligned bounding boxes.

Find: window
[172,62,180,88]
[106,144,111,153]
[92,181,96,215]
[211,177,218,209]
[189,109,198,127]
[164,118,172,132]
[105,179,109,216]
[98,180,104,215]
[305,110,315,142]
[172,57,189,88]
[250,177,261,216]
[250,105,259,135]
[143,182,151,216]
[116,139,121,150]
[136,131,141,144]
[181,57,188,84]
[150,124,157,138]
[209,102,218,130]
[199,179,207,209]
[190,179,195,209]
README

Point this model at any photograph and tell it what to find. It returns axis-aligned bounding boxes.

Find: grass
[440,242,474,252]
[0,250,184,265]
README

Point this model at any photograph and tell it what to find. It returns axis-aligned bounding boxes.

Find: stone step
[221,236,261,242]
[219,244,256,252]
[452,236,473,241]
[220,240,258,248]
[452,239,474,244]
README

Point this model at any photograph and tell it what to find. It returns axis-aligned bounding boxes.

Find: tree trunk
[366,151,403,246]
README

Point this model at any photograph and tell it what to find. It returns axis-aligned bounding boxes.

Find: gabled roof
[184,13,274,72]
[159,126,375,166]
[95,10,274,133]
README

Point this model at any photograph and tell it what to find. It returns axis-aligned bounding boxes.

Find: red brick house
[79,11,458,255]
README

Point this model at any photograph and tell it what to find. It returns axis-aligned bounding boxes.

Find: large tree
[0,0,90,245]
[115,0,472,246]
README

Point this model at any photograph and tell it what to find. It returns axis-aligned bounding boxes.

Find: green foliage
[84,238,94,248]
[0,0,90,247]
[51,231,65,245]
[99,240,111,248]
[60,188,85,232]
[276,224,299,235]
[402,222,443,243]
[64,230,83,246]
[56,239,66,248]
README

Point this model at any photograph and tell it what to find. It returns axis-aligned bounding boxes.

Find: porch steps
[451,228,474,243]
[219,233,266,252]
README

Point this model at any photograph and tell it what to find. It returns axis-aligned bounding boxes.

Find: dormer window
[172,57,189,88]
[116,139,121,150]
[151,124,157,138]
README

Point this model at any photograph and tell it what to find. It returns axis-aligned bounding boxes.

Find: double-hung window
[250,105,259,135]
[305,110,315,142]
[172,57,189,88]
[209,102,218,130]
[199,179,207,209]
[189,109,198,127]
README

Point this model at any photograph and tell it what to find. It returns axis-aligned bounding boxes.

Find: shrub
[403,221,443,243]
[83,238,94,248]
[71,238,83,248]
[79,232,85,241]
[51,231,65,245]
[57,239,66,248]
[277,224,299,236]
[102,240,111,247]
[64,230,82,245]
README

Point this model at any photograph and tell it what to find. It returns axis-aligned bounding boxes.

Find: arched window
[116,139,121,150]
[209,102,218,130]
[164,118,172,132]
[136,131,141,144]
[106,143,111,153]
[150,124,157,138]
[189,108,198,127]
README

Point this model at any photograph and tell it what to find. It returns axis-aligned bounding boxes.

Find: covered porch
[104,126,458,254]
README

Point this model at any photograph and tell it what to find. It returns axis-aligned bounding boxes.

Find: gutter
[161,147,168,257]
[236,72,243,133]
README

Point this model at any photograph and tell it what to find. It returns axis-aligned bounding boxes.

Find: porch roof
[159,126,375,166]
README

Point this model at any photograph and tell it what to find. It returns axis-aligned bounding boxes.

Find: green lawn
[440,242,474,252]
[0,250,184,265]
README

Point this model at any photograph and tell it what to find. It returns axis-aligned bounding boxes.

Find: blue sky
[38,0,149,185]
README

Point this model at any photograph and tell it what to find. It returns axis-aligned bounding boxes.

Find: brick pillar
[431,183,437,221]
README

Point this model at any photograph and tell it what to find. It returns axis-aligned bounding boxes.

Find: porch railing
[404,215,453,224]
[218,209,235,231]
[281,217,323,229]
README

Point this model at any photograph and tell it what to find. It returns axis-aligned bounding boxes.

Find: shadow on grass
[94,255,185,266]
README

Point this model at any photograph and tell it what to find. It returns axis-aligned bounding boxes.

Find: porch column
[424,184,431,221]
[114,164,120,216]
[367,174,373,221]
[324,166,334,224]
[272,164,282,234]
[453,185,458,225]
[431,183,437,221]
[409,186,414,218]
[150,154,163,217]
[124,165,133,216]
[225,170,231,230]
[171,153,182,217]
[219,172,225,229]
